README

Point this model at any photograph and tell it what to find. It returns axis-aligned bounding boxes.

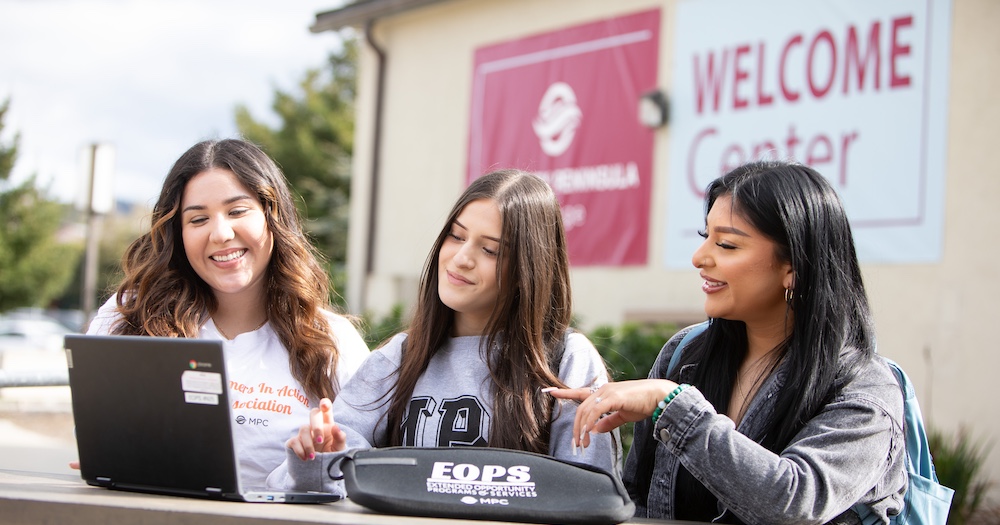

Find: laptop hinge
[96,477,113,487]
[205,487,223,494]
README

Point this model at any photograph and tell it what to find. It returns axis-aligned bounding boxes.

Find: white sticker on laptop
[185,391,219,405]
[181,370,223,394]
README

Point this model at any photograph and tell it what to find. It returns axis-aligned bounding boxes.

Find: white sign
[76,143,116,214]
[665,0,952,268]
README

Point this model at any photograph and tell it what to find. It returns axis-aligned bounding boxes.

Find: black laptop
[64,334,340,503]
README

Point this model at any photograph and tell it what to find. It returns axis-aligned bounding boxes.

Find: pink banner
[468,9,661,266]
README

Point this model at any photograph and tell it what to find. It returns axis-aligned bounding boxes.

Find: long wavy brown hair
[109,138,343,400]
[385,169,572,453]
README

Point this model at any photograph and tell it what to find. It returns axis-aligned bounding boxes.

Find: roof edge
[311,0,451,33]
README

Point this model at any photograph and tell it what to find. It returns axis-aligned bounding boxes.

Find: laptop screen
[66,334,241,496]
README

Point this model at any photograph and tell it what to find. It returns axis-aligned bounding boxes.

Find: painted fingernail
[308,453,315,460]
[316,436,323,444]
[541,387,557,393]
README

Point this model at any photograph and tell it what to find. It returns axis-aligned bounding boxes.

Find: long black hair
[680,160,875,451]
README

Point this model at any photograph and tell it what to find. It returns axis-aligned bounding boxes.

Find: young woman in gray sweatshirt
[269,169,620,495]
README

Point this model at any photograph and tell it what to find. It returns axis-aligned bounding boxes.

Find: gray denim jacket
[623,325,907,525]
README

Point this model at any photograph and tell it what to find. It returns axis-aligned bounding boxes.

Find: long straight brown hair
[386,169,572,453]
[108,139,344,401]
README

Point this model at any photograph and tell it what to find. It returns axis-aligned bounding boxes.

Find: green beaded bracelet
[651,384,689,422]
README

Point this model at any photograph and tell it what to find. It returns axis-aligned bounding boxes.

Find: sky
[0,0,348,208]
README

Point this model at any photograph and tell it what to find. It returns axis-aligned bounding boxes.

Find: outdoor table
[0,468,698,525]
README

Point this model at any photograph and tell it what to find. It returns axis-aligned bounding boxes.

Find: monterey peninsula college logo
[532,82,582,157]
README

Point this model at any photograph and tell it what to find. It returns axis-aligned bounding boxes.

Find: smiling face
[180,168,274,303]
[437,198,503,337]
[692,195,794,328]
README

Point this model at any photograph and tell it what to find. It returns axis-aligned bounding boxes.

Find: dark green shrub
[928,426,995,525]
[590,321,680,381]
[358,304,407,349]
[587,321,680,455]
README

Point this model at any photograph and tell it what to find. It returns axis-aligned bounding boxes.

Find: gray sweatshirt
[267,332,621,495]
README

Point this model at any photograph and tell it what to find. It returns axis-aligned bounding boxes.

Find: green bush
[587,321,680,455]
[928,426,995,525]
[358,304,407,349]
[588,321,680,381]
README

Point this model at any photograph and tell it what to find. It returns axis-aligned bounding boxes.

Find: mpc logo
[460,496,510,506]
[234,415,269,427]
[532,82,582,157]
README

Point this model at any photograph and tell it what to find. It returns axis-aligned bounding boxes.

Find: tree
[0,100,15,182]
[235,39,357,270]
[53,203,150,312]
[0,99,83,312]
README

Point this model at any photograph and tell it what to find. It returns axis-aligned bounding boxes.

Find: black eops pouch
[341,447,634,525]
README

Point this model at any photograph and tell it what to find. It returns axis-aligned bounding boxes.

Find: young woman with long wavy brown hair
[85,139,370,488]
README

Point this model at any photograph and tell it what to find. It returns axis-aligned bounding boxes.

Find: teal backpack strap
[667,321,709,376]
[883,359,937,482]
[853,357,954,525]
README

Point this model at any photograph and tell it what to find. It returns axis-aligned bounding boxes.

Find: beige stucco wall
[343,0,1000,497]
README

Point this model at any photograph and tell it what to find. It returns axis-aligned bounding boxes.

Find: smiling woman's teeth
[212,250,246,262]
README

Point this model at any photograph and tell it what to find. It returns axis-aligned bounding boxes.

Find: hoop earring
[785,287,794,304]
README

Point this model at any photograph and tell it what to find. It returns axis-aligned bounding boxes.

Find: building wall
[344,0,1000,495]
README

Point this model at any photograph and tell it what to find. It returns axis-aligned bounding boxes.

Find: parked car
[0,312,75,405]
[0,316,74,355]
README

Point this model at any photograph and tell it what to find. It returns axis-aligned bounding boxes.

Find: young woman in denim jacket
[551,161,907,524]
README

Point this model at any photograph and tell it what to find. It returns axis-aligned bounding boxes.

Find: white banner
[665,0,952,268]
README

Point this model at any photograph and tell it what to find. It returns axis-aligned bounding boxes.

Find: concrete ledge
[0,469,690,525]
[0,469,591,525]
